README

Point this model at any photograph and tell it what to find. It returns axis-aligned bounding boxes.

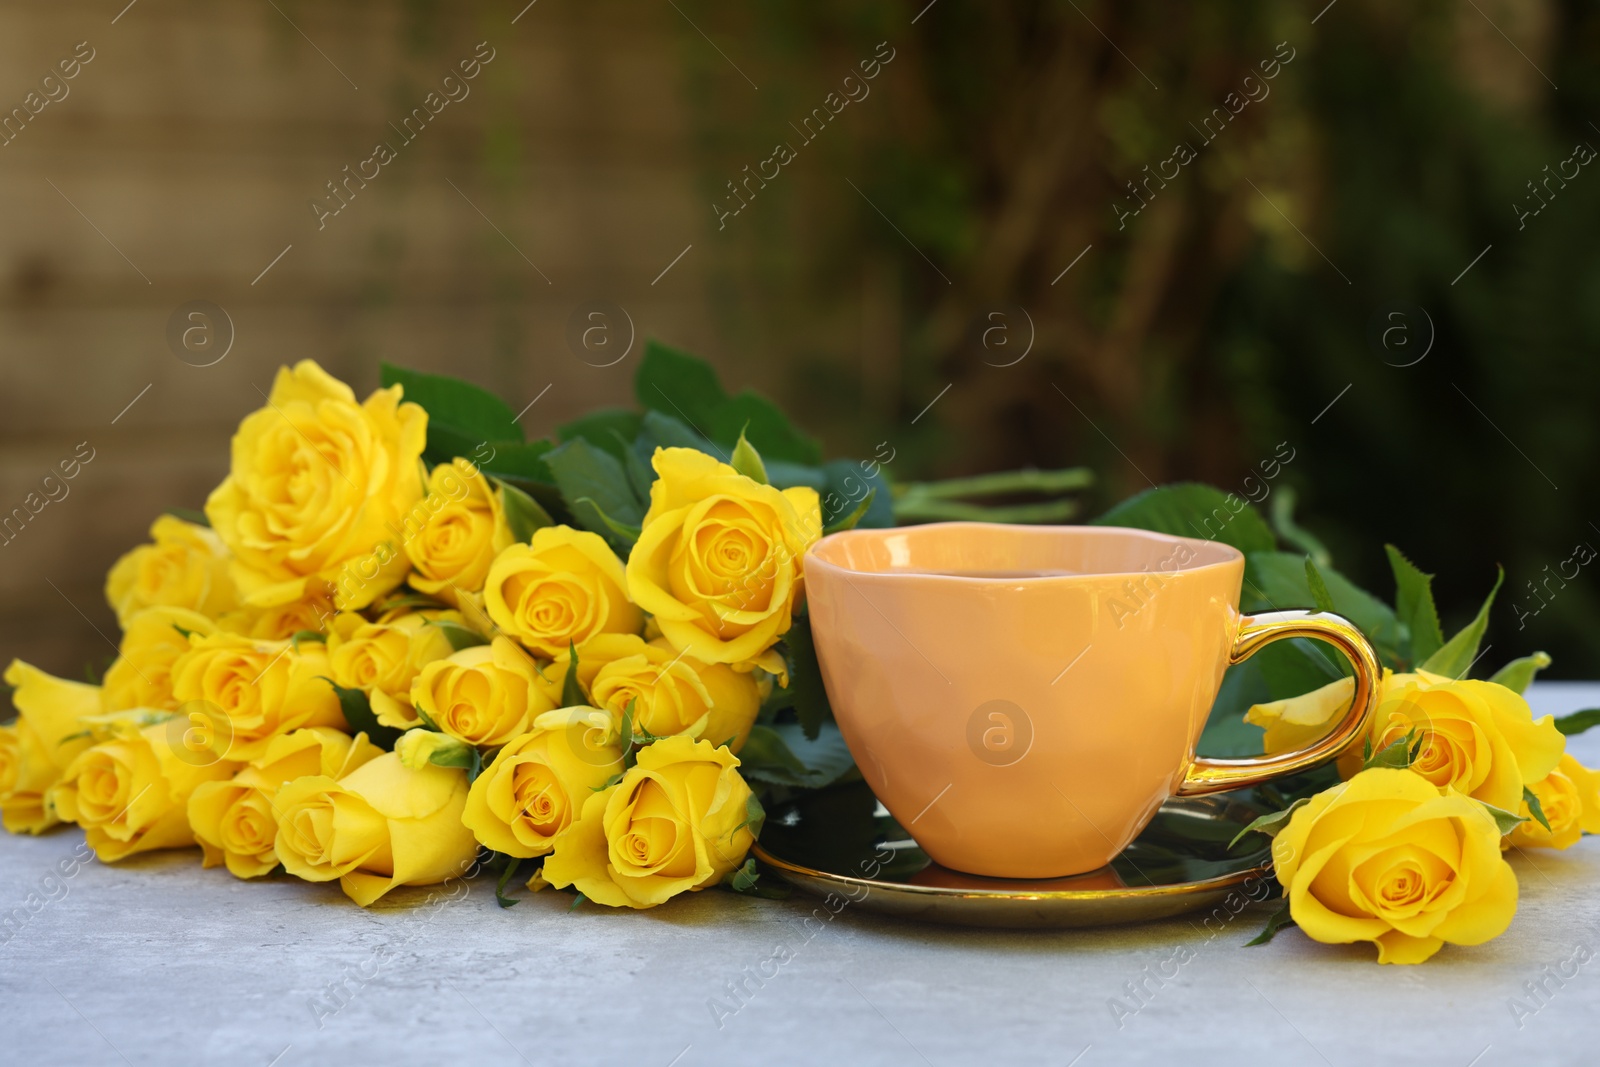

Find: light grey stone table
[3,683,1598,1067]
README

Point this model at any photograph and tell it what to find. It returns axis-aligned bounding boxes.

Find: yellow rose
[327,611,457,729]
[483,525,641,657]
[0,660,98,833]
[410,636,557,746]
[542,735,757,909]
[1509,753,1600,850]
[546,633,760,751]
[273,752,479,906]
[1247,670,1564,811]
[405,459,514,601]
[52,719,240,862]
[219,586,338,641]
[169,633,345,761]
[1273,767,1518,964]
[462,714,624,857]
[204,359,427,611]
[626,447,820,673]
[188,727,381,878]
[104,515,236,628]
[102,606,217,712]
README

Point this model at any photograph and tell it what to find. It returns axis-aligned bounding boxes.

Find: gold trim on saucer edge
[753,843,1272,930]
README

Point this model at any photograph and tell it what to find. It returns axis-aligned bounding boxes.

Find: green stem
[891,466,1094,501]
[891,499,1080,524]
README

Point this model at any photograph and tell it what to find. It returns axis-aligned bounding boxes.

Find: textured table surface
[3,683,1598,1067]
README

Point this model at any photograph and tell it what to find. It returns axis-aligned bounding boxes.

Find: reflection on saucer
[907,864,1129,893]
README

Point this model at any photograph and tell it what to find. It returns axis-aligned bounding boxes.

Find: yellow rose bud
[542,735,757,909]
[483,525,641,657]
[104,515,236,628]
[394,729,473,771]
[410,637,556,746]
[405,459,514,600]
[462,713,623,858]
[1248,670,1565,812]
[52,720,240,862]
[273,752,479,906]
[188,727,381,878]
[1509,753,1600,850]
[626,447,820,673]
[328,611,457,729]
[0,660,99,833]
[102,606,217,712]
[1273,767,1518,964]
[582,634,760,751]
[169,633,345,761]
[204,359,427,611]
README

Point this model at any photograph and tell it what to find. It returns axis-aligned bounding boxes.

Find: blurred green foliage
[673,0,1600,677]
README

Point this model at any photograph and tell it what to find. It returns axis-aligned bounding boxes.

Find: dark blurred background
[1,0,1596,678]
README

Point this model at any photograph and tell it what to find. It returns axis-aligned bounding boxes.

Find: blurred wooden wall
[0,0,738,679]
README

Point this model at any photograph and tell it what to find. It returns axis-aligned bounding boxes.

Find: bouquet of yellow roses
[0,342,1087,911]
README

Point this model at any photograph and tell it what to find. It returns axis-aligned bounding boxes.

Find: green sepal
[320,677,403,750]
[1479,799,1530,836]
[493,476,554,543]
[824,490,876,535]
[1360,728,1422,772]
[290,630,327,652]
[1488,652,1551,695]
[1304,558,1336,613]
[1523,786,1551,832]
[1419,566,1504,678]
[561,642,585,708]
[428,618,489,652]
[495,856,524,908]
[730,426,769,485]
[1228,797,1308,849]
[1552,708,1600,736]
[568,892,587,912]
[1245,900,1296,946]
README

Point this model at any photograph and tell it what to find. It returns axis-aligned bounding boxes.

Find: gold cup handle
[1177,609,1380,796]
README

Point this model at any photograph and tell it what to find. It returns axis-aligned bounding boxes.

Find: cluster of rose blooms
[0,361,820,909]
[1242,667,1600,963]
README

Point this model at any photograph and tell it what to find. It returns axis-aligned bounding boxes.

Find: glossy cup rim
[805,521,1244,584]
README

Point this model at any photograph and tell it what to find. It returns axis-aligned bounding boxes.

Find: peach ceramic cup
[803,523,1379,879]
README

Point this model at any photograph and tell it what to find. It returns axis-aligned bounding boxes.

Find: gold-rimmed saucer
[753,783,1274,929]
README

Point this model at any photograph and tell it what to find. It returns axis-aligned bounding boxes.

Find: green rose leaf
[1385,545,1445,666]
[737,721,857,789]
[1228,797,1308,849]
[1479,800,1529,836]
[493,476,554,544]
[762,616,831,740]
[543,437,645,553]
[634,340,821,464]
[163,506,211,527]
[1552,708,1600,736]
[557,409,643,462]
[428,618,489,652]
[1245,900,1296,947]
[1419,566,1505,679]
[1487,652,1552,695]
[320,677,403,751]
[1268,487,1329,568]
[1523,786,1552,832]
[1244,552,1403,667]
[381,363,524,456]
[1304,558,1336,613]
[1092,483,1276,555]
